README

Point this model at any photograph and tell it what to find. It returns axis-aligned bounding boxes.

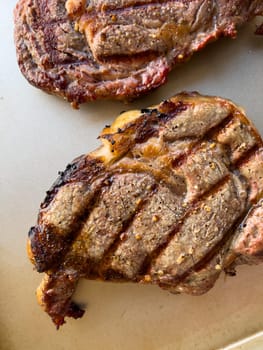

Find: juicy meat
[28,92,263,327]
[14,0,263,106]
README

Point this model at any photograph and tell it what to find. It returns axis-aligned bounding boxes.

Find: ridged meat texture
[14,0,263,106]
[28,92,263,327]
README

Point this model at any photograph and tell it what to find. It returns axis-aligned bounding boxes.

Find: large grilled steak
[28,92,263,328]
[14,1,263,106]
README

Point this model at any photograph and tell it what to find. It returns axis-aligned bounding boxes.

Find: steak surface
[14,0,263,106]
[28,92,263,327]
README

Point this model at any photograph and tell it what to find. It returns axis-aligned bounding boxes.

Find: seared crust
[14,0,263,105]
[28,92,263,327]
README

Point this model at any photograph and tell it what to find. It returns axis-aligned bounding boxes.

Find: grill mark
[97,183,159,279]
[209,115,263,166]
[58,172,159,274]
[73,0,186,40]
[234,144,262,168]
[158,101,189,123]
[206,113,234,140]
[171,138,217,169]
[28,15,87,66]
[60,179,114,272]
[235,146,263,204]
[171,114,234,168]
[137,175,231,278]
[96,50,160,63]
[100,113,158,146]
[100,105,189,163]
[235,110,263,142]
[92,0,181,13]
[171,141,198,168]
[83,140,260,278]
[149,140,260,281]
[41,156,105,209]
[173,204,251,285]
[94,109,259,278]
[172,137,261,173]
[33,180,107,272]
[170,111,261,171]
[37,102,260,274]
[57,174,128,272]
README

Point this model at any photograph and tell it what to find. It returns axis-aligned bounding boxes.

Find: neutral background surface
[1,3,263,350]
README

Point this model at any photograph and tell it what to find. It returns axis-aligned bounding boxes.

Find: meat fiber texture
[27,92,263,328]
[14,0,263,106]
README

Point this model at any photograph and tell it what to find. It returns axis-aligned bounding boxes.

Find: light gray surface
[1,3,263,350]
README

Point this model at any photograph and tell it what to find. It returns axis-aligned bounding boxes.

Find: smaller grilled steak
[14,1,263,106]
[28,92,263,327]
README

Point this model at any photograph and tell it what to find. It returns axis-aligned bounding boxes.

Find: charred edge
[139,175,231,278]
[100,117,159,149]
[66,302,85,320]
[140,108,152,114]
[140,101,189,124]
[134,117,159,144]
[41,272,84,329]
[158,100,189,122]
[100,133,116,143]
[30,226,73,273]
[125,109,161,144]
[41,160,82,209]
[41,156,105,210]
[101,116,159,146]
[102,101,189,147]
[97,183,159,280]
[54,302,85,330]
[32,178,112,273]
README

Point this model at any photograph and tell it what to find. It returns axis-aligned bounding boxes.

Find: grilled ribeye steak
[14,1,263,106]
[28,92,263,328]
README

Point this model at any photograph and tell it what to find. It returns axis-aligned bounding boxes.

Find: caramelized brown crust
[14,1,263,105]
[28,92,263,327]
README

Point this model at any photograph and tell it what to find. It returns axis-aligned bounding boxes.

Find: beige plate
[1,3,263,350]
[219,331,263,350]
